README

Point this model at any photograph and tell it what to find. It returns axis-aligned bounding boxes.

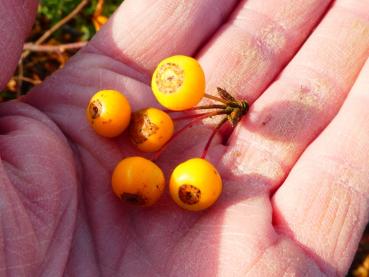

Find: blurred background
[1,1,368,276]
[1,0,122,100]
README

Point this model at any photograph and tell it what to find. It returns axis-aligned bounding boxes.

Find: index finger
[86,0,239,74]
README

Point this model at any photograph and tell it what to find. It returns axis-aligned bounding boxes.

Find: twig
[92,0,108,30]
[13,76,42,85]
[22,0,89,59]
[94,0,104,17]
[35,0,89,45]
[16,62,24,97]
[24,42,87,52]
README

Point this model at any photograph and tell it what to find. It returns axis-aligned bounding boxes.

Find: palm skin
[2,0,369,276]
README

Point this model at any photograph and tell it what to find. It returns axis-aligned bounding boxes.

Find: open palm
[2,0,369,276]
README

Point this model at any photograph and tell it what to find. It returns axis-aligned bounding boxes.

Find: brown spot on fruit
[129,110,159,144]
[155,62,184,94]
[102,119,112,124]
[121,192,146,206]
[89,99,102,119]
[178,184,201,205]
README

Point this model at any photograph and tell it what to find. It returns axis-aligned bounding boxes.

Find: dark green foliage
[38,0,123,40]
[39,0,123,22]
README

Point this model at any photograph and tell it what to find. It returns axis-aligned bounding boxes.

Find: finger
[225,0,369,190]
[86,0,239,73]
[198,0,332,102]
[272,57,369,276]
[0,100,78,275]
[0,0,38,89]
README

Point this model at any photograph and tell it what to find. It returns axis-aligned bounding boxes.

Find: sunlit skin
[112,156,165,206]
[170,158,222,211]
[3,0,369,276]
[151,55,205,111]
[129,107,174,152]
[86,89,131,137]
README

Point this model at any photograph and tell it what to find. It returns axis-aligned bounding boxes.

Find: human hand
[2,0,369,276]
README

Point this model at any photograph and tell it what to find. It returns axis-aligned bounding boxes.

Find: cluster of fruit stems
[153,93,239,161]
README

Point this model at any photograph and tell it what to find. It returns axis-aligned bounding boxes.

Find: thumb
[0,0,38,90]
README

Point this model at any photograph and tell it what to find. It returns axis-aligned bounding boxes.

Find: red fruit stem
[152,111,228,161]
[204,93,229,105]
[201,117,228,159]
[172,110,229,121]
[192,104,227,110]
[162,104,227,113]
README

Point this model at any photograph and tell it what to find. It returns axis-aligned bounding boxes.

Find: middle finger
[198,0,332,102]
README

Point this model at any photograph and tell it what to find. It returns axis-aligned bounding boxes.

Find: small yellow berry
[86,90,131,138]
[112,156,165,206]
[151,55,205,111]
[129,108,174,152]
[169,158,222,211]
